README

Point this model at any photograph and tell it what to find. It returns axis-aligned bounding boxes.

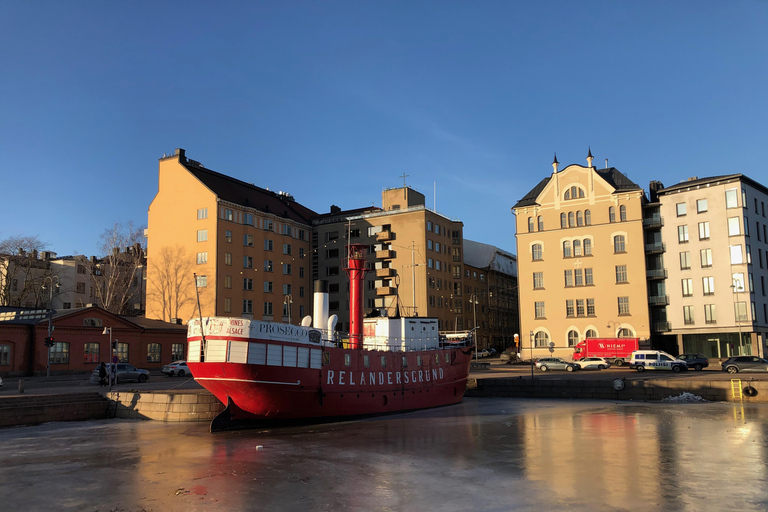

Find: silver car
[535,357,581,372]
[578,357,612,370]
[90,363,150,384]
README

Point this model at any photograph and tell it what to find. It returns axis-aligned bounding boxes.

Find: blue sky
[2,1,767,257]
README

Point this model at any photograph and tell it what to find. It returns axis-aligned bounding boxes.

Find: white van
[629,350,687,372]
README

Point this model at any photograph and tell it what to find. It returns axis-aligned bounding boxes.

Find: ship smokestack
[313,280,329,331]
[345,244,369,350]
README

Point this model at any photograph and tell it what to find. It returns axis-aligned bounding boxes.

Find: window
[172,343,184,361]
[299,248,305,259]
[0,345,10,366]
[223,208,233,221]
[197,230,208,242]
[224,297,232,313]
[534,301,545,319]
[76,282,86,294]
[263,259,272,272]
[243,278,253,291]
[576,211,584,227]
[225,230,232,243]
[147,343,161,363]
[222,252,231,266]
[696,199,707,213]
[609,206,616,222]
[678,225,689,243]
[618,297,630,315]
[197,252,208,264]
[197,208,208,220]
[585,328,597,338]
[533,272,544,289]
[584,210,591,225]
[196,275,207,287]
[583,239,592,256]
[728,217,741,236]
[243,300,253,314]
[584,268,593,286]
[564,270,573,287]
[532,244,543,261]
[574,269,584,286]
[538,216,544,231]
[620,205,627,221]
[244,234,254,246]
[282,225,292,236]
[563,241,572,258]
[734,302,748,322]
[264,239,273,251]
[83,343,99,364]
[726,188,739,208]
[730,245,743,264]
[682,278,693,297]
[283,244,292,255]
[50,342,70,364]
[698,222,710,240]
[568,212,575,227]
[283,263,292,275]
[616,265,628,283]
[587,298,595,315]
[680,251,691,270]
[264,281,273,293]
[576,299,585,316]
[700,248,712,268]
[573,240,582,256]
[224,275,232,289]
[283,284,292,295]
[528,217,534,232]
[614,235,625,253]
[705,304,716,324]
[676,203,687,216]
[732,273,746,292]
[568,330,579,346]
[244,213,253,225]
[325,231,339,242]
[702,277,715,296]
[241,256,252,269]
[534,331,549,347]
[683,305,694,325]
[560,213,567,228]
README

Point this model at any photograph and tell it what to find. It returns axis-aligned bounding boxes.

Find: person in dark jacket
[98,362,107,387]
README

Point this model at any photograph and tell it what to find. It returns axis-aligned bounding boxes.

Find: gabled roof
[182,161,318,225]
[513,177,551,208]
[657,174,768,196]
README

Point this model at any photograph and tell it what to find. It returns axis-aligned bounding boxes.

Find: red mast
[345,243,369,349]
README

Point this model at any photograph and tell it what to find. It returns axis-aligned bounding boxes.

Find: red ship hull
[187,336,473,422]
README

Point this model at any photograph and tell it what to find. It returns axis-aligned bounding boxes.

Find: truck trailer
[572,338,640,366]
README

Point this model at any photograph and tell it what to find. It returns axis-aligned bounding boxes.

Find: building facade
[513,153,651,359]
[658,174,768,358]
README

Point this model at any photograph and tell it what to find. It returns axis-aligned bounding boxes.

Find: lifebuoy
[744,386,758,397]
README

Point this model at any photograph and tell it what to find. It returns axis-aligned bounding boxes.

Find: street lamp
[42,276,60,379]
[731,277,744,357]
[283,294,293,324]
[102,327,115,391]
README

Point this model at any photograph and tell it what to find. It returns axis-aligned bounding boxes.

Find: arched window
[568,330,579,347]
[537,216,544,231]
[620,205,627,222]
[147,343,161,363]
[535,331,549,347]
[563,240,572,258]
[614,235,625,253]
[573,240,582,256]
[576,211,584,226]
[618,328,633,338]
[568,212,575,227]
[585,329,598,339]
[564,186,584,200]
[609,206,616,223]
[528,217,534,232]
[584,209,591,225]
[583,238,592,255]
[532,244,543,260]
[560,213,567,228]
[564,189,571,200]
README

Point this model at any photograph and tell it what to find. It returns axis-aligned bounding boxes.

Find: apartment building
[513,152,651,359]
[313,186,467,333]
[657,174,768,358]
[146,149,316,323]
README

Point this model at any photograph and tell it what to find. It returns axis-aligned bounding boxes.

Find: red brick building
[0,306,186,377]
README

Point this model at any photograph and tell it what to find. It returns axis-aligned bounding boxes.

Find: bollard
[18,379,24,394]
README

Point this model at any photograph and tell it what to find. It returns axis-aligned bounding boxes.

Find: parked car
[629,350,687,372]
[90,363,150,384]
[0,375,3,387]
[578,357,612,370]
[488,348,497,356]
[474,349,490,358]
[721,356,768,374]
[535,357,581,372]
[162,361,190,377]
[678,353,709,371]
[500,349,518,363]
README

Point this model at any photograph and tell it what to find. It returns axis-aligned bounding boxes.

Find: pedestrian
[98,362,107,387]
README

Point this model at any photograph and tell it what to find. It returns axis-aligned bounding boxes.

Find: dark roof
[657,174,768,196]
[0,306,185,331]
[513,167,643,209]
[124,316,187,332]
[182,161,318,225]
[315,206,382,221]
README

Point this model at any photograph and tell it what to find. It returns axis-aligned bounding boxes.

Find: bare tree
[0,235,52,307]
[85,222,147,315]
[147,245,198,322]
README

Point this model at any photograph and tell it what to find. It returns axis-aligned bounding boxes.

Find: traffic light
[44,337,54,347]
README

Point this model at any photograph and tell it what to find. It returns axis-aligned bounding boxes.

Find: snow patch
[662,392,708,403]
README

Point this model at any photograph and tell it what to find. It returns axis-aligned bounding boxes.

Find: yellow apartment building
[512,152,651,359]
[146,149,316,323]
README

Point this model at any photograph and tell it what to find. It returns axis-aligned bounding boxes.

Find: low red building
[0,306,187,377]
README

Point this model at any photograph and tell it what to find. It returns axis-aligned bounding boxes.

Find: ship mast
[344,243,369,349]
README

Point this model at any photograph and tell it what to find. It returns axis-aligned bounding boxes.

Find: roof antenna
[605,158,608,168]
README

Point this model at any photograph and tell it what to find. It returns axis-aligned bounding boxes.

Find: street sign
[112,355,118,364]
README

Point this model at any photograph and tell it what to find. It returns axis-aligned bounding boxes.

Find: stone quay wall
[108,390,225,422]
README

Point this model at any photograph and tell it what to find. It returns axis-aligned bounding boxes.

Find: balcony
[643,216,664,228]
[646,268,668,280]
[376,250,396,259]
[376,286,397,296]
[644,242,666,254]
[376,230,394,242]
[653,322,671,332]
[376,268,396,278]
[648,294,670,306]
